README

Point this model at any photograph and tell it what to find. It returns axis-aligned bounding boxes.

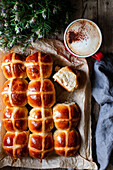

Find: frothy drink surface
[66,20,101,56]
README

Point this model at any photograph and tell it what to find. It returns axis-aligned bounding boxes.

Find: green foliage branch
[0,0,71,50]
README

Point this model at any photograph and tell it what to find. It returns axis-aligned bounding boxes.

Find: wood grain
[98,0,113,53]
[82,0,98,22]
[1,0,113,169]
[70,0,83,20]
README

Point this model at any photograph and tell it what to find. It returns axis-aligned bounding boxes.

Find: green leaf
[0,0,72,49]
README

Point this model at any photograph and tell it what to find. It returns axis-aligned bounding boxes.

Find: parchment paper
[0,39,97,169]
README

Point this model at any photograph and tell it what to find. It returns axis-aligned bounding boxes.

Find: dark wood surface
[1,0,113,169]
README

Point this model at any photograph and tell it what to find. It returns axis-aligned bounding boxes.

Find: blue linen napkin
[92,54,113,170]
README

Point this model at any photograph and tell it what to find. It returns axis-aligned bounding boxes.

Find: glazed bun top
[2,78,28,107]
[53,103,80,130]
[2,53,26,79]
[27,79,55,108]
[26,52,53,80]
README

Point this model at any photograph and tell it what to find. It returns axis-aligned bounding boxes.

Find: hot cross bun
[54,129,81,157]
[53,66,79,92]
[2,78,28,107]
[28,107,54,133]
[29,132,53,160]
[53,103,80,130]
[26,52,53,80]
[3,131,29,158]
[3,106,28,132]
[2,53,26,79]
[27,79,55,107]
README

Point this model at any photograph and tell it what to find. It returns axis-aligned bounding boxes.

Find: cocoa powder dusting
[68,21,88,44]
[69,31,82,43]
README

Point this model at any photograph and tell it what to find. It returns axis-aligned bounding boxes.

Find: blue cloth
[92,54,113,170]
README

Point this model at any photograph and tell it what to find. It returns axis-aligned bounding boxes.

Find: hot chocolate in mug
[64,19,103,61]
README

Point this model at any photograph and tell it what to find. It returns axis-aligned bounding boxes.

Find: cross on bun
[54,129,81,157]
[28,107,54,133]
[53,103,80,130]
[2,53,26,79]
[26,52,53,80]
[3,106,28,132]
[29,132,53,160]
[53,66,79,92]
[27,79,55,107]
[3,131,29,158]
[2,78,28,107]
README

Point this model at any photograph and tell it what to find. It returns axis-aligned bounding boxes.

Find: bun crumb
[53,66,79,92]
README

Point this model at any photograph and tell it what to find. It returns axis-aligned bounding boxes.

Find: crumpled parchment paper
[0,39,97,169]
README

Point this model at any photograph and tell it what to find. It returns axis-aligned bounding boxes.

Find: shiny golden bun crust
[26,52,53,80]
[2,53,26,79]
[28,107,54,133]
[3,107,28,132]
[53,103,80,130]
[2,78,28,107]
[54,129,81,157]
[1,51,82,159]
[3,131,29,158]
[29,132,53,160]
[27,79,55,107]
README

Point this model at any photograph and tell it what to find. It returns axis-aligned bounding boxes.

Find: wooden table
[1,0,113,169]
